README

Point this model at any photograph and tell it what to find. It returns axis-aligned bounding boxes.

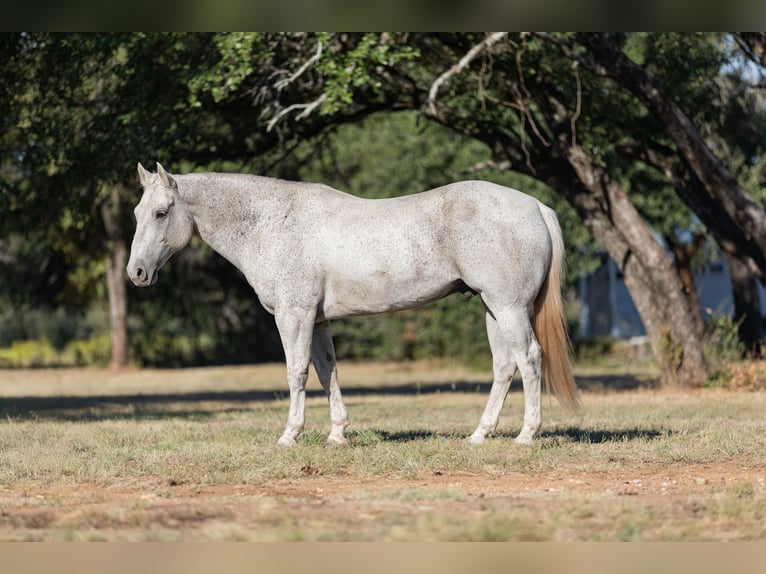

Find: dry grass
[0,360,765,541]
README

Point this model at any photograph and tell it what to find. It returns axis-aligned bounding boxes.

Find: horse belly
[321,262,459,319]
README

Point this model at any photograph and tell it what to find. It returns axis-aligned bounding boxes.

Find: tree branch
[274,40,324,91]
[455,158,511,177]
[427,32,508,117]
[734,32,766,69]
[266,93,328,132]
[617,140,766,281]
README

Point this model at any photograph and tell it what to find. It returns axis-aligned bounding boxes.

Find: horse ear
[137,162,151,187]
[156,162,176,190]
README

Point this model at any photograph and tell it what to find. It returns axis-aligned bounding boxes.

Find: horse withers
[127,162,578,447]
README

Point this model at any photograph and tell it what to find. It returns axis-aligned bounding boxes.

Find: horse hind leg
[311,321,349,446]
[470,304,543,446]
[513,334,543,446]
[468,310,517,445]
[499,309,543,446]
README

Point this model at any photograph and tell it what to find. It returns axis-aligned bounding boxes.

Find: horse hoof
[514,435,533,447]
[277,436,297,448]
[325,437,348,448]
[467,434,485,445]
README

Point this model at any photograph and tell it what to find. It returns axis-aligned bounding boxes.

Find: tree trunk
[724,251,764,357]
[669,236,706,339]
[106,234,129,369]
[561,146,709,387]
[100,184,130,370]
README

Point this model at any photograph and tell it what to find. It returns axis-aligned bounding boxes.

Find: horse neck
[176,172,271,269]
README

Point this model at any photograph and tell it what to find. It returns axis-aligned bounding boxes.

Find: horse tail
[533,203,579,412]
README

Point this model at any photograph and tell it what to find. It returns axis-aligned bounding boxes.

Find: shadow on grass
[0,372,654,423]
[345,427,666,445]
[539,427,665,443]
[350,429,441,443]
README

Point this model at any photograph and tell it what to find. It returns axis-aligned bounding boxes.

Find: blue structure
[578,254,766,340]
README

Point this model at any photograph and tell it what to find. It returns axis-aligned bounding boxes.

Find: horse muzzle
[126,260,159,287]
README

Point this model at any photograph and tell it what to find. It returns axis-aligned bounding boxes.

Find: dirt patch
[1,461,763,541]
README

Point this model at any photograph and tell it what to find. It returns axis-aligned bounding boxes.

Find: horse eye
[155,210,168,220]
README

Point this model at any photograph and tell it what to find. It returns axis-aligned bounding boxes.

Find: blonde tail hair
[533,204,579,412]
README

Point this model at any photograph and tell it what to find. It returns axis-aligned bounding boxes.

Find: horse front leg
[275,310,316,448]
[311,320,349,446]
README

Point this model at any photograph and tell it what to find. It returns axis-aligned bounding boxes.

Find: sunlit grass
[2,376,765,484]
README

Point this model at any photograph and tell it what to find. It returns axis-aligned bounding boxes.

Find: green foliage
[705,313,745,363]
[575,336,616,364]
[126,243,283,367]
[188,33,271,106]
[313,33,419,115]
[0,335,110,368]
[188,33,419,118]
[64,335,111,367]
[130,329,217,368]
[0,305,107,349]
[0,304,111,367]
[297,111,485,197]
[0,340,59,368]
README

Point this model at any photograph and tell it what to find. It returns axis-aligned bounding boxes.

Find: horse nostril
[136,267,146,281]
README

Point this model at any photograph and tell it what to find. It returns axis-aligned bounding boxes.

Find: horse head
[126,162,194,287]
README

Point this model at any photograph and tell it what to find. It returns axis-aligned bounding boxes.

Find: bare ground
[2,460,764,541]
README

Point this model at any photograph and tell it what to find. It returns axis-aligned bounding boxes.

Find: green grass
[0,361,765,540]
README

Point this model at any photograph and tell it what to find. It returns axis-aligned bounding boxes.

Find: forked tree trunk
[100,184,130,369]
[562,147,709,387]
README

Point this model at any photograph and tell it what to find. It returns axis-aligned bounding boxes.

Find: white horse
[127,162,578,447]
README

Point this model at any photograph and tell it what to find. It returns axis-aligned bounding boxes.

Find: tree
[218,32,766,385]
[572,33,766,283]
[568,33,766,355]
[4,33,765,382]
[1,33,272,367]
[1,33,395,367]
[416,33,710,385]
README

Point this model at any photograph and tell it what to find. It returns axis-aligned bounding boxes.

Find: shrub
[63,335,112,367]
[0,339,59,368]
[0,335,111,368]
[704,314,746,387]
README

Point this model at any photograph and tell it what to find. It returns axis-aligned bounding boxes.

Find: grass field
[1,360,765,541]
